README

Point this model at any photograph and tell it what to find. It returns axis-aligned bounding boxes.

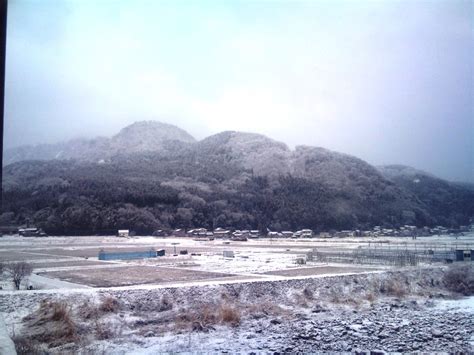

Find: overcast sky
[5,0,473,182]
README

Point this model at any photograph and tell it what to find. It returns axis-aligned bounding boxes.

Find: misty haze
[0,0,473,354]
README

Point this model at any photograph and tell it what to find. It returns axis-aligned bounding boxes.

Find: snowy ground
[435,295,474,313]
[1,234,473,353]
[0,266,472,353]
[1,233,472,290]
[0,234,399,289]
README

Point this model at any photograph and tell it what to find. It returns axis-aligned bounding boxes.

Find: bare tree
[6,262,33,290]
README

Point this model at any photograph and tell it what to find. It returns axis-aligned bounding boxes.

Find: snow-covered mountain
[2,121,473,233]
[3,121,196,165]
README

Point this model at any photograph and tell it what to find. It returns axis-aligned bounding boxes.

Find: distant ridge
[3,121,196,165]
[2,120,473,234]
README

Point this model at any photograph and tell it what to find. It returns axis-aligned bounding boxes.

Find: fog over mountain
[5,0,473,183]
[2,121,473,234]
[3,121,196,165]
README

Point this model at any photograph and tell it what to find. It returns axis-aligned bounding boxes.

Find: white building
[117,229,129,238]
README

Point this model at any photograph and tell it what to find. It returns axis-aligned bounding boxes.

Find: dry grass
[443,265,474,295]
[364,291,376,303]
[385,279,407,298]
[189,304,218,332]
[380,275,409,298]
[77,296,121,322]
[322,284,364,307]
[219,305,240,326]
[174,304,215,332]
[174,302,242,332]
[99,296,121,313]
[22,300,78,347]
[245,301,288,320]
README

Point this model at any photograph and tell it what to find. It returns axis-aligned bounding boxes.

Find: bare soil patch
[31,260,109,269]
[0,251,61,261]
[40,265,235,287]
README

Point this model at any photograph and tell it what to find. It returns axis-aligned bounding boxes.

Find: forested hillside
[2,122,473,235]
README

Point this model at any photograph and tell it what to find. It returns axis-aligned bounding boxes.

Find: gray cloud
[4,0,473,182]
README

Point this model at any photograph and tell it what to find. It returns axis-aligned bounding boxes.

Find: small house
[268,231,282,238]
[188,228,207,237]
[213,229,231,238]
[152,229,168,237]
[117,230,129,238]
[249,230,260,238]
[173,229,186,237]
[19,228,47,237]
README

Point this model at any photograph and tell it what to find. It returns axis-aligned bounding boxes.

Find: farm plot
[0,250,63,261]
[30,259,110,269]
[30,246,215,258]
[262,265,381,277]
[39,265,235,287]
[165,251,315,275]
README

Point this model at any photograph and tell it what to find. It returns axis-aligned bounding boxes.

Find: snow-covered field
[1,234,473,353]
[0,234,407,289]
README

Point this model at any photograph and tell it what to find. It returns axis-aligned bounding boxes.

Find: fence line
[315,243,473,266]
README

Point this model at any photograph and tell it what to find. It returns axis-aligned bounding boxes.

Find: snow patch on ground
[435,296,474,313]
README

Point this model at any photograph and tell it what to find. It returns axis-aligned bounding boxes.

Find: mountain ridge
[4,121,469,184]
[2,120,473,234]
[3,121,197,165]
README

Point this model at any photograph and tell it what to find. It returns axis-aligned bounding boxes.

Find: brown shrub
[178,304,218,332]
[99,296,120,313]
[195,305,218,324]
[384,279,407,298]
[50,302,70,321]
[443,265,474,295]
[245,301,287,319]
[365,292,376,303]
[23,301,77,347]
[378,274,410,298]
[175,303,242,332]
[219,305,240,326]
